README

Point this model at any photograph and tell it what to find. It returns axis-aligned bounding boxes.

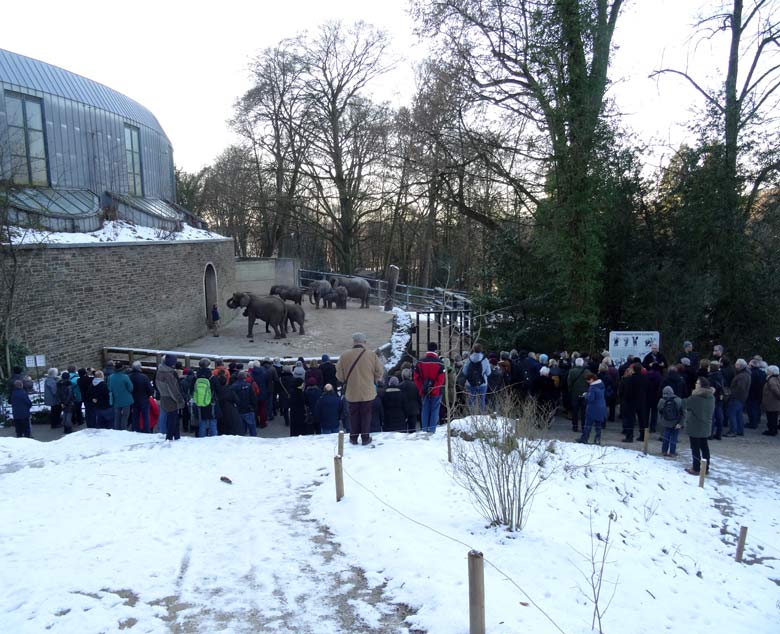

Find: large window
[5,92,48,186]
[124,124,142,196]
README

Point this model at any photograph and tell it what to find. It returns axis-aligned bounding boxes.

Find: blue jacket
[11,387,32,419]
[129,368,154,404]
[109,371,135,408]
[585,380,607,422]
[250,366,267,397]
[314,391,343,433]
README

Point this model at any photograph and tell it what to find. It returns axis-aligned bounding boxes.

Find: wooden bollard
[468,550,486,634]
[699,459,708,488]
[334,455,344,502]
[643,429,650,455]
[337,431,344,457]
[735,526,748,562]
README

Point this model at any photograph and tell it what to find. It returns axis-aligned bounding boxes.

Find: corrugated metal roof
[0,48,168,139]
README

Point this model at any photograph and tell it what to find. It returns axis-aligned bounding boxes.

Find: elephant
[226,292,287,340]
[270,284,305,305]
[265,302,305,335]
[322,285,348,309]
[330,275,371,308]
[308,280,333,309]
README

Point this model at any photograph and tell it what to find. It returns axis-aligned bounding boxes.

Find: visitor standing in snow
[762,365,780,436]
[56,371,75,434]
[683,377,715,475]
[336,332,385,446]
[109,361,134,431]
[314,383,343,434]
[657,385,685,457]
[192,358,218,437]
[10,380,33,438]
[577,372,606,444]
[44,368,60,428]
[211,303,220,337]
[156,354,185,440]
[414,342,446,432]
[90,371,113,428]
[129,361,153,432]
[567,357,589,433]
[462,343,490,413]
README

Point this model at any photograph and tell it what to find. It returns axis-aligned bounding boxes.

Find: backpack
[192,377,212,408]
[661,397,680,422]
[466,358,485,387]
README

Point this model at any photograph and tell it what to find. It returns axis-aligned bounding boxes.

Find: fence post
[468,550,486,634]
[698,459,707,488]
[643,429,650,455]
[735,525,748,562]
[337,430,344,457]
[334,455,345,502]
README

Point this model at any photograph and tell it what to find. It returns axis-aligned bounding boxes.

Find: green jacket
[683,388,715,438]
[108,371,134,408]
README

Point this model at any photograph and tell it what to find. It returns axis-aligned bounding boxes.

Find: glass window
[4,92,48,186]
[124,124,142,196]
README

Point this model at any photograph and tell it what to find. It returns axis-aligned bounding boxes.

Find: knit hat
[61,371,70,380]
[389,376,399,386]
[164,354,177,367]
[539,353,549,364]
[683,340,692,348]
[662,386,675,397]
[293,366,306,379]
[322,354,330,362]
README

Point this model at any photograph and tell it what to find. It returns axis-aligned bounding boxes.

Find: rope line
[340,465,567,634]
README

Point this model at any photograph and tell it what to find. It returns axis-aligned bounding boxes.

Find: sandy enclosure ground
[180,300,396,360]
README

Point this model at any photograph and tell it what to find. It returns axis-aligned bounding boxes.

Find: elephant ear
[239,293,251,308]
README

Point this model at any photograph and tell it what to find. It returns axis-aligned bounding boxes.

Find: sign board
[24,355,46,368]
[608,331,660,366]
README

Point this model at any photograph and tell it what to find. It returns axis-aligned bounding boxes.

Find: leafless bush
[451,392,557,531]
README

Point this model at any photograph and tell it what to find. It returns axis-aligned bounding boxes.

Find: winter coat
[660,371,687,398]
[381,386,407,431]
[535,375,559,408]
[762,376,780,412]
[642,351,668,370]
[305,367,324,389]
[748,367,766,402]
[729,368,752,403]
[399,379,421,416]
[597,371,615,403]
[657,387,685,429]
[336,345,384,403]
[620,372,647,408]
[279,371,300,410]
[289,380,308,435]
[304,385,323,416]
[56,378,75,410]
[683,388,715,438]
[462,353,491,388]
[179,372,195,402]
[216,383,242,435]
[11,387,32,420]
[314,391,342,433]
[320,361,339,390]
[487,365,506,395]
[414,353,446,397]
[250,366,267,398]
[707,369,725,402]
[129,368,153,405]
[77,375,93,407]
[720,360,735,387]
[584,380,607,422]
[44,376,58,406]
[155,363,184,413]
[90,378,110,409]
[109,371,134,408]
[232,379,257,414]
[7,372,33,393]
[261,362,278,393]
[69,372,81,402]
[566,366,589,400]
[192,367,217,420]
[645,369,662,408]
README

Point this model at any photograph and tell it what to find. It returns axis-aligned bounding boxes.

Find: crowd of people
[6,337,779,473]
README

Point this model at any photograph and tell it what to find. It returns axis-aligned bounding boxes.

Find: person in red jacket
[414,342,447,433]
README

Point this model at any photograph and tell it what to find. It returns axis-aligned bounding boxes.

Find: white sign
[608,331,660,366]
[24,355,46,368]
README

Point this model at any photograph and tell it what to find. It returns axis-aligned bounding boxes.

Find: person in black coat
[10,380,33,438]
[661,365,688,398]
[303,379,323,433]
[381,377,407,432]
[399,368,420,433]
[56,372,75,433]
[320,355,339,392]
[216,375,242,435]
[90,371,112,428]
[314,384,343,433]
[77,368,95,428]
[288,375,308,436]
[620,363,647,442]
[232,371,258,436]
[279,366,298,428]
[129,362,154,432]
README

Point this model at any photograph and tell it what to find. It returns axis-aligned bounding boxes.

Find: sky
[1,0,724,174]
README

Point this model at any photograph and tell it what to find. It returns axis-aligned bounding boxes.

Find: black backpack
[661,397,681,422]
[466,357,485,386]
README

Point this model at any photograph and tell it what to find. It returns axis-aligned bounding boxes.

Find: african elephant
[330,276,371,308]
[270,284,305,305]
[226,292,287,339]
[322,285,348,309]
[308,280,333,309]
[265,302,305,335]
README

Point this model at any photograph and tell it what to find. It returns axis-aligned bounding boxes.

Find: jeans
[61,408,73,431]
[711,401,724,438]
[158,409,167,435]
[131,401,151,433]
[242,412,256,436]
[726,399,745,435]
[466,384,487,413]
[579,418,603,444]
[421,394,443,432]
[662,427,680,454]
[198,418,218,438]
[745,398,762,428]
[113,405,131,431]
[689,436,710,473]
[164,409,180,440]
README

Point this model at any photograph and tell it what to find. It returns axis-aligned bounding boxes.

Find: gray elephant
[322,285,348,309]
[265,302,305,335]
[227,292,287,339]
[330,275,371,308]
[308,280,333,309]
[270,284,305,305]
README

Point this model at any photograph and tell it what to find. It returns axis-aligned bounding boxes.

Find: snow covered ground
[7,220,224,245]
[0,423,778,633]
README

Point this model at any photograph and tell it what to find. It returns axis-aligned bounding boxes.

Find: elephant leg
[265,321,270,333]
[298,321,305,335]
[273,322,286,339]
[289,316,297,332]
[247,315,256,338]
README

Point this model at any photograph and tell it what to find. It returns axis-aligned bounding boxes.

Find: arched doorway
[204,263,217,326]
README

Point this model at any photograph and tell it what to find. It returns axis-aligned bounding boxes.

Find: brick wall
[7,239,236,370]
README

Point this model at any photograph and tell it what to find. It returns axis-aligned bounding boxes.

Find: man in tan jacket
[336,332,385,445]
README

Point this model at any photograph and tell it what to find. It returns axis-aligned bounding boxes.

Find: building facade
[0,48,196,232]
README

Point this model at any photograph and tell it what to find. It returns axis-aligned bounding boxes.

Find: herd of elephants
[226,275,373,341]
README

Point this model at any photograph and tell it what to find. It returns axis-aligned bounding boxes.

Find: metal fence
[412,310,473,360]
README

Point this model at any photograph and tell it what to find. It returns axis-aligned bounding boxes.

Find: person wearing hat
[336,333,385,445]
[414,342,447,432]
[10,380,33,438]
[293,361,306,381]
[746,356,766,429]
[657,385,685,456]
[155,354,185,440]
[381,376,408,432]
[56,371,76,434]
[320,354,339,392]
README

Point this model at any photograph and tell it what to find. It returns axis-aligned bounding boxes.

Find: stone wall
[8,239,236,370]
[235,258,299,295]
